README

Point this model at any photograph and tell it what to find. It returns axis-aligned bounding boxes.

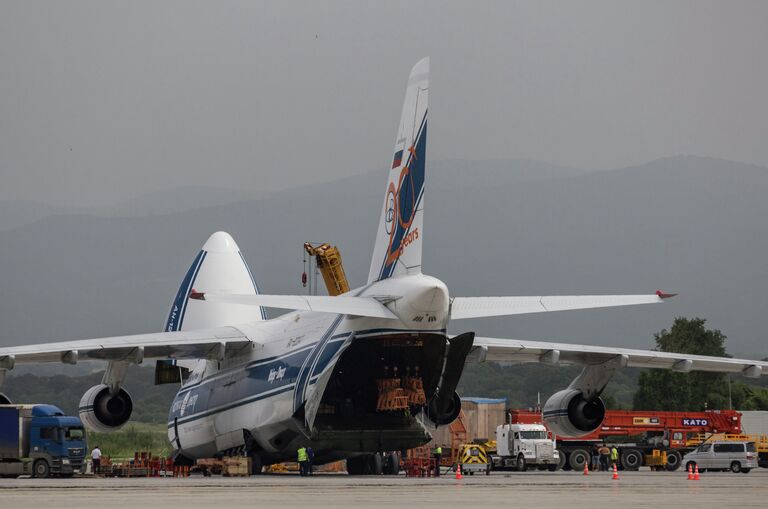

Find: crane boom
[303,242,350,296]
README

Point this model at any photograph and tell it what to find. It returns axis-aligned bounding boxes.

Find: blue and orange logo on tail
[377,114,427,280]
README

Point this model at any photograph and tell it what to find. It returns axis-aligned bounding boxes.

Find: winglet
[189,289,206,301]
[656,290,677,300]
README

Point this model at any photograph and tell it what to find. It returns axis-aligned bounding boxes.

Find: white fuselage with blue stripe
[166,273,450,462]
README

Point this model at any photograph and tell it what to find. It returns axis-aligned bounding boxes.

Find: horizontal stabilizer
[451,293,671,319]
[191,292,398,320]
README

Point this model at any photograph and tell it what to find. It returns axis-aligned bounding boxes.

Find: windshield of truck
[520,431,547,440]
[64,427,85,440]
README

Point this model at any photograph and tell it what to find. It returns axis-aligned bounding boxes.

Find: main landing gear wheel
[368,453,383,475]
[346,454,384,475]
[383,452,399,475]
[249,452,263,475]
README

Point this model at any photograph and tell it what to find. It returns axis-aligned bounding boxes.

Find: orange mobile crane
[508,408,756,471]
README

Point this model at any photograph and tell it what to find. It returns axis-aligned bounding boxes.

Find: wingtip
[656,290,677,300]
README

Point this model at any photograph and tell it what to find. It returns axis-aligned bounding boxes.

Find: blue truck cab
[0,404,87,478]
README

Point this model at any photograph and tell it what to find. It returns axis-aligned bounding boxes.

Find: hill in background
[2,155,768,419]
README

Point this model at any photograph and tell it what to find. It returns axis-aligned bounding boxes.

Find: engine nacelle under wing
[429,391,462,426]
[79,384,133,433]
[542,389,605,437]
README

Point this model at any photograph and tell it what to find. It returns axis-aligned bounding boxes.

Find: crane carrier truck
[509,408,745,471]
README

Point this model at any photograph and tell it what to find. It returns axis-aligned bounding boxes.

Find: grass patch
[86,422,171,459]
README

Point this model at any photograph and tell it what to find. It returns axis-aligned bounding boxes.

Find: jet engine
[426,332,474,426]
[79,384,133,432]
[542,389,605,437]
[428,391,462,425]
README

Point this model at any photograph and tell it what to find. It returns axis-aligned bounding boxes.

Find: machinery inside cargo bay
[311,333,449,451]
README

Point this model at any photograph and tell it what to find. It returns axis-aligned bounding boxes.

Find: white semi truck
[490,423,560,471]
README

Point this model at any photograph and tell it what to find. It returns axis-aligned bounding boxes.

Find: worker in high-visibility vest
[433,446,442,477]
[610,446,619,468]
[297,446,309,476]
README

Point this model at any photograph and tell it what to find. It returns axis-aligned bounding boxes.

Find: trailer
[0,404,87,478]
[509,409,743,471]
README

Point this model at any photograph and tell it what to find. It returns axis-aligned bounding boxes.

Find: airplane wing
[450,292,674,319]
[0,326,255,367]
[190,291,398,319]
[469,336,767,377]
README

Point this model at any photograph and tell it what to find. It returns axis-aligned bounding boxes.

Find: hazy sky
[1,1,767,207]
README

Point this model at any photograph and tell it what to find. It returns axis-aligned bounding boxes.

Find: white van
[683,441,757,473]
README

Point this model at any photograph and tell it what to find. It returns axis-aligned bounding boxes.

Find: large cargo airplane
[1,58,766,474]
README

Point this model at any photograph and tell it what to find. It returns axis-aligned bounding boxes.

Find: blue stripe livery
[165,250,207,332]
[378,113,427,280]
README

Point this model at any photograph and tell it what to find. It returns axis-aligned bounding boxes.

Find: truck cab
[492,423,560,471]
[0,404,87,478]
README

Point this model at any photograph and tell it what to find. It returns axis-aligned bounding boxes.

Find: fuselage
[168,273,452,464]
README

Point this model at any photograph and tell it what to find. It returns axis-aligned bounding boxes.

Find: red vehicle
[509,409,742,471]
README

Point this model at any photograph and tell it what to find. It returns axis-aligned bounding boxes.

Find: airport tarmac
[2,470,767,508]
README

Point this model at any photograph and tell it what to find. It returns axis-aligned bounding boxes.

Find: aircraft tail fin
[367,58,429,283]
[165,231,266,332]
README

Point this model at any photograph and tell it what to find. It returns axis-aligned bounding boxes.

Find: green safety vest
[611,448,619,460]
[298,447,308,462]
[436,447,442,455]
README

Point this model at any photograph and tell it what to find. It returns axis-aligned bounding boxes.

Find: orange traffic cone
[583,461,589,475]
[694,465,700,481]
[612,463,619,480]
[687,464,693,480]
[455,464,463,480]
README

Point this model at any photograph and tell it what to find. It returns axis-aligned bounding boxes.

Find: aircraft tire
[368,453,383,475]
[384,452,399,475]
[249,452,263,475]
[346,456,366,475]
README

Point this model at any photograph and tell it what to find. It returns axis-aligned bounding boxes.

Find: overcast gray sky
[1,0,767,207]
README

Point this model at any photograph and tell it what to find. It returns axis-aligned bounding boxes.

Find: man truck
[0,404,87,478]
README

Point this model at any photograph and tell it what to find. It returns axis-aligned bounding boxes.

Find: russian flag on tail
[391,149,403,169]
